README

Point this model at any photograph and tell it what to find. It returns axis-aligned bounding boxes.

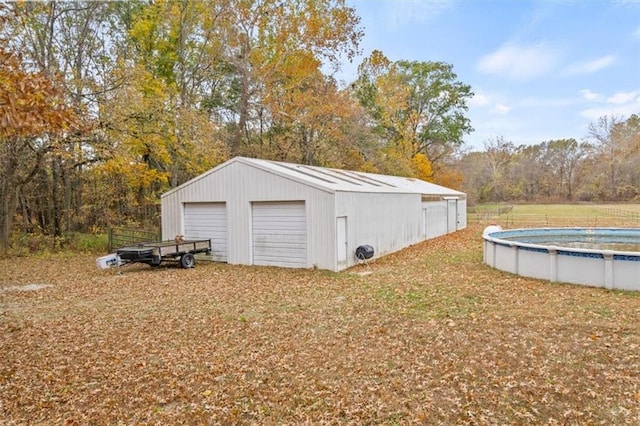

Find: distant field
[470,204,640,227]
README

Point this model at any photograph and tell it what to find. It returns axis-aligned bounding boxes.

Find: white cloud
[383,0,453,29]
[518,97,575,108]
[580,96,640,120]
[467,90,510,114]
[469,93,490,107]
[476,42,560,81]
[563,55,616,75]
[607,91,638,104]
[580,89,602,102]
[491,103,511,114]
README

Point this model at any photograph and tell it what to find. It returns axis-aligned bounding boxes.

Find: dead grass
[1,224,639,424]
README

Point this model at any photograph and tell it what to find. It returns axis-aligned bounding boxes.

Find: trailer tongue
[97,239,211,269]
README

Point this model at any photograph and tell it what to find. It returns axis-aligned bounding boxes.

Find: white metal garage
[251,201,307,267]
[183,202,228,262]
[161,157,466,271]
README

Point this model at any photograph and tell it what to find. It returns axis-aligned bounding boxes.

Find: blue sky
[338,0,640,150]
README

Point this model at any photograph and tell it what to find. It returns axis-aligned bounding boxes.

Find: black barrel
[355,245,374,260]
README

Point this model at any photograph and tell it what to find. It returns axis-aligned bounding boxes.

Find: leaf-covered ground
[1,224,639,424]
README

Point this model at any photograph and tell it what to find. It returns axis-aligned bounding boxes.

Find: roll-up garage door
[252,201,306,268]
[183,202,228,262]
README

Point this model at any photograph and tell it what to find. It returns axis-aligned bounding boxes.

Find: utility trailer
[97,239,211,269]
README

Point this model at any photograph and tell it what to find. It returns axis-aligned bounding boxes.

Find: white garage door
[252,201,306,268]
[184,202,228,262]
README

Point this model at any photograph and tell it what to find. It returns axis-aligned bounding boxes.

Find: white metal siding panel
[447,199,458,232]
[457,199,468,229]
[336,216,348,269]
[422,208,428,238]
[183,202,228,262]
[252,201,307,267]
[422,201,448,238]
[335,192,422,269]
[161,195,181,243]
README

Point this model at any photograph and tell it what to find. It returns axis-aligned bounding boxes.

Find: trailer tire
[180,253,196,268]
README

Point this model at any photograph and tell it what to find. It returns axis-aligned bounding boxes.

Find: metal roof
[163,156,465,198]
[242,157,465,197]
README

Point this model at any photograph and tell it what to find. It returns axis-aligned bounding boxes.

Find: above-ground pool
[483,228,640,291]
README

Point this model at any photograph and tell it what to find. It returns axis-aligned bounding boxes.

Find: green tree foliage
[354,50,473,180]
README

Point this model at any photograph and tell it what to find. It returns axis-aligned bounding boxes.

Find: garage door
[252,201,306,267]
[184,202,227,262]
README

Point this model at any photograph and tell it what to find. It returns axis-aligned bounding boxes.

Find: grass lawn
[1,223,639,424]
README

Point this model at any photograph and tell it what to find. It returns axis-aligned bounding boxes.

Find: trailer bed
[115,239,211,268]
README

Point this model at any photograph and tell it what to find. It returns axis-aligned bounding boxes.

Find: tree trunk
[234,65,250,156]
[52,155,62,237]
[0,182,18,256]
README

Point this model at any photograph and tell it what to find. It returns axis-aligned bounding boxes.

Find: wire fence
[469,207,640,228]
[600,208,640,221]
[108,227,161,252]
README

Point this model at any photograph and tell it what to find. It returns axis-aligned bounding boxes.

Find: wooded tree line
[0,1,637,254]
[457,114,640,205]
[0,0,475,253]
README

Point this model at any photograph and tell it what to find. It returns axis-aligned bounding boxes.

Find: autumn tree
[0,48,77,254]
[462,127,636,203]
[580,114,640,201]
[509,144,551,201]
[469,136,517,202]
[0,0,363,239]
[539,139,585,200]
[3,1,130,235]
[213,0,362,156]
[614,114,640,200]
[124,0,230,187]
[252,63,371,167]
[354,50,473,180]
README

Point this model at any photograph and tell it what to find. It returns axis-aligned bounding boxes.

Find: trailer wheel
[180,253,196,268]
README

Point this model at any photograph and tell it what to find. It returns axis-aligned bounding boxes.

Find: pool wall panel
[483,228,640,291]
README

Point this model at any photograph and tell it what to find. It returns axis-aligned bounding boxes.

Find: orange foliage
[0,49,76,139]
[410,153,433,181]
[432,166,464,190]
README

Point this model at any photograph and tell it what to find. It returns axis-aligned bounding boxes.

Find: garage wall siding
[335,192,422,267]
[422,201,448,239]
[457,199,468,229]
[161,161,336,270]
